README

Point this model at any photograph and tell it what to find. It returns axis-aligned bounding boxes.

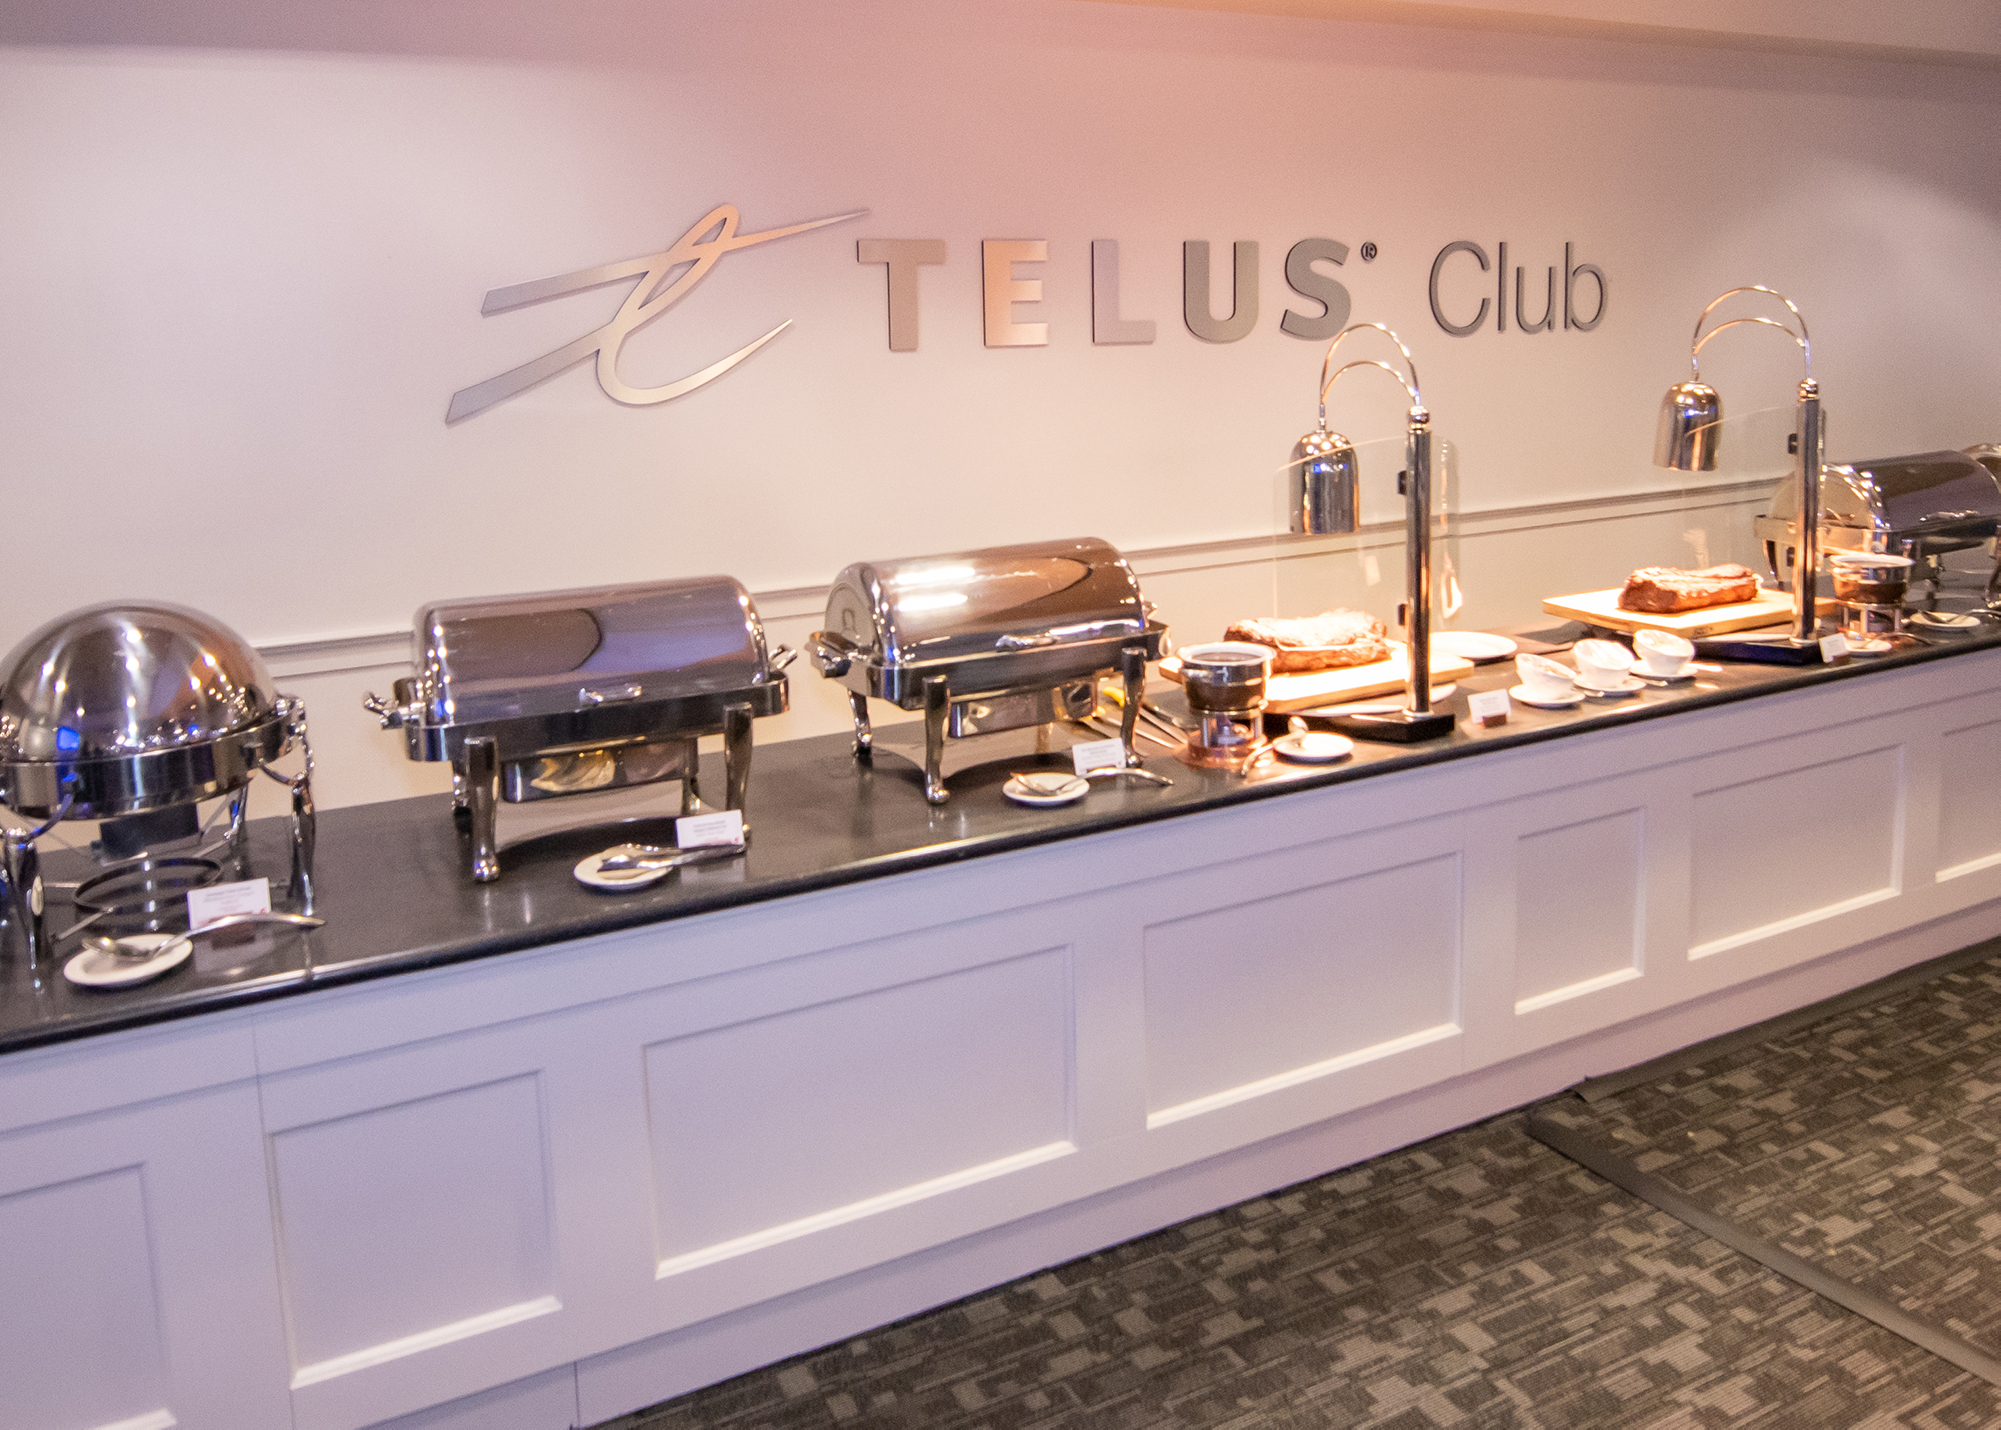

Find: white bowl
[1573,639,1634,688]
[1633,628,1694,677]
[1516,652,1577,701]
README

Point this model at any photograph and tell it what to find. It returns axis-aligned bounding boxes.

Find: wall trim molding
[258,478,1774,678]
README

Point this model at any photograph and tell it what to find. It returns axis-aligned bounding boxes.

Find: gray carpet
[1534,947,2001,1384]
[596,1068,2001,1427]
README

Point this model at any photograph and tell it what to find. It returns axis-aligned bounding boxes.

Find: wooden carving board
[1159,645,1475,713]
[1542,586,1831,638]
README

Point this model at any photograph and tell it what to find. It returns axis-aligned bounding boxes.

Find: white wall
[4,0,2000,809]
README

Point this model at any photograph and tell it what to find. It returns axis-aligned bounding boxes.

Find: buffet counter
[7,633,2001,1430]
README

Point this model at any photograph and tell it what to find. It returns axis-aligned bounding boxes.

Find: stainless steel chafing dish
[1755,447,2001,599]
[0,601,316,967]
[806,537,1168,803]
[366,576,790,882]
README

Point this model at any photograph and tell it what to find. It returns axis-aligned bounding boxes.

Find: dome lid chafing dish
[0,601,290,819]
[0,601,315,971]
[366,575,790,883]
[806,537,1168,804]
[1755,448,2001,586]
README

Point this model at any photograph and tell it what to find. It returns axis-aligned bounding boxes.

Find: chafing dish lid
[0,601,276,765]
[822,537,1149,666]
[413,576,775,727]
[1767,449,2001,534]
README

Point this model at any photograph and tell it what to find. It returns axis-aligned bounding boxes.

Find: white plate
[1508,683,1583,709]
[1628,659,1694,684]
[1272,731,1355,764]
[1003,774,1089,807]
[1432,632,1519,662]
[63,932,194,988]
[1579,675,1646,697]
[574,846,673,891]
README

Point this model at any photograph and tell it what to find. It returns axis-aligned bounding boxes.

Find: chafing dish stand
[367,577,790,882]
[807,538,1169,804]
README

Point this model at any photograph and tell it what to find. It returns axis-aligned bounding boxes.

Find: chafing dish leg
[461,737,501,882]
[723,703,754,814]
[923,676,950,805]
[224,788,251,877]
[2,831,46,969]
[1118,645,1148,767]
[288,774,317,915]
[450,766,470,829]
[681,738,702,814]
[849,691,874,764]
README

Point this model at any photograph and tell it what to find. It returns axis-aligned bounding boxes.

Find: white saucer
[1272,731,1355,764]
[1003,774,1089,807]
[1628,660,1694,684]
[574,846,673,891]
[1579,675,1646,697]
[63,932,194,988]
[1509,683,1583,710]
[1432,632,1519,663]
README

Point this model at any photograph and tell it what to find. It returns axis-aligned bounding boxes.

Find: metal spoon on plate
[84,910,325,961]
[595,842,747,874]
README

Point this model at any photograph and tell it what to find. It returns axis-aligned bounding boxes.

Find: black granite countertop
[4,624,1997,1056]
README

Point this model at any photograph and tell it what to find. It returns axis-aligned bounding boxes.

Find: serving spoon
[84,910,325,961]
[595,842,747,874]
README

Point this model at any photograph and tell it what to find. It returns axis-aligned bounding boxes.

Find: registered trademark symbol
[1360,242,1379,262]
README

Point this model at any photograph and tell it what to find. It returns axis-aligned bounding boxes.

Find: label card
[1071,737,1128,775]
[675,809,745,847]
[188,877,272,930]
[1466,689,1511,726]
[1820,632,1850,663]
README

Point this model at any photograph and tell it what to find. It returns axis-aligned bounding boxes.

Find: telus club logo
[446,204,1607,422]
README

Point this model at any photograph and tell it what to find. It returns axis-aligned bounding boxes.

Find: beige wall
[3,0,1998,809]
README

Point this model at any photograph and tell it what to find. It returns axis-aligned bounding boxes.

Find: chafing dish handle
[807,632,857,678]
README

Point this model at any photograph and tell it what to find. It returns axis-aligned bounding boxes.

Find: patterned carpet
[1534,947,2001,1383]
[595,972,2001,1430]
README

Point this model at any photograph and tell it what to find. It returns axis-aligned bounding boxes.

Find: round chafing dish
[0,601,315,965]
[0,601,289,818]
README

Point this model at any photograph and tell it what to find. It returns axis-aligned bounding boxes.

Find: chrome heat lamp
[1290,323,1455,743]
[1655,286,1828,664]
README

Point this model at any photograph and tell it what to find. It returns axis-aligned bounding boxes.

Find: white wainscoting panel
[645,945,1073,1268]
[271,1073,558,1376]
[1513,807,1645,1009]
[1142,850,1461,1124]
[0,1080,294,1430]
[1939,717,2001,879]
[1690,743,1904,956]
[0,1167,172,1430]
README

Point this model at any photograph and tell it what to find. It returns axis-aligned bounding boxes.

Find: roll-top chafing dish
[0,601,316,966]
[806,538,1168,803]
[1755,448,2001,599]
[366,576,789,882]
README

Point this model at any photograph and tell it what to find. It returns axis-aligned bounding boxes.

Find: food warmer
[366,576,789,882]
[805,537,1169,803]
[0,602,316,967]
[1755,447,2001,602]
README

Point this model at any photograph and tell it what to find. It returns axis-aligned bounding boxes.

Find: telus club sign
[445,204,1607,422]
